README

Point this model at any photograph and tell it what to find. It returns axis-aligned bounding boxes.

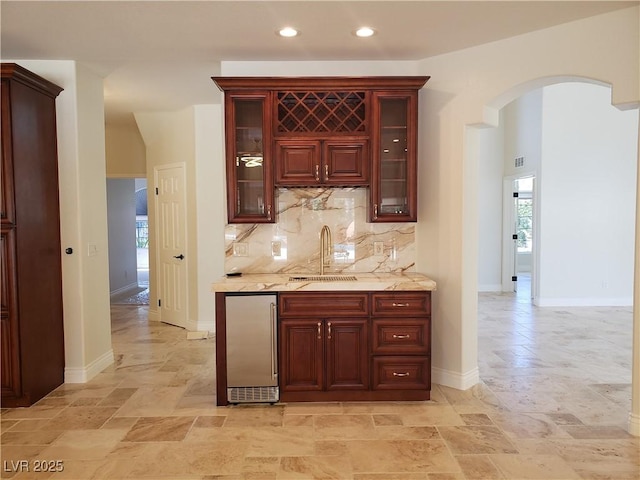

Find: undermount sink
[288,275,357,282]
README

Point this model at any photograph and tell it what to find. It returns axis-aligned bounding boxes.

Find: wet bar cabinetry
[1,64,65,407]
[214,289,431,405]
[212,77,429,223]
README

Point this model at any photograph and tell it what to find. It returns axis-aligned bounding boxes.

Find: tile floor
[1,293,638,479]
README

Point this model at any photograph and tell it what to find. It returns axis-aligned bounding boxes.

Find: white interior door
[155,164,187,328]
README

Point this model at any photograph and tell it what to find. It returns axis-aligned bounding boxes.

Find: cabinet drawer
[371,292,430,316]
[371,319,430,355]
[279,292,369,317]
[372,357,430,390]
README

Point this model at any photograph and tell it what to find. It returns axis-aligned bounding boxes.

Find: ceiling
[1,1,636,125]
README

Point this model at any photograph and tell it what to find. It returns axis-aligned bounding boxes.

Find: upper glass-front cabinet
[370,91,418,222]
[224,92,274,223]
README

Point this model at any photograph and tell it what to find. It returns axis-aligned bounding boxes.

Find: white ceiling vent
[514,156,525,168]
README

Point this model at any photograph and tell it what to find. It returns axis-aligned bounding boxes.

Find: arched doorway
[470,77,639,436]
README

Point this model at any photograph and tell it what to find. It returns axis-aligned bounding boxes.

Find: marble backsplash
[224,188,415,274]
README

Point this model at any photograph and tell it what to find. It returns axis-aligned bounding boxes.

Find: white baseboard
[194,317,215,332]
[432,366,479,390]
[535,297,632,307]
[109,282,139,297]
[64,349,114,384]
[147,307,160,322]
[478,284,502,292]
[186,318,199,331]
[628,412,640,437]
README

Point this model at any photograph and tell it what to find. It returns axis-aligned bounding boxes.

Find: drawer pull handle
[317,322,322,339]
[393,334,410,339]
[393,372,410,377]
[327,322,332,339]
[392,302,409,307]
[315,165,320,181]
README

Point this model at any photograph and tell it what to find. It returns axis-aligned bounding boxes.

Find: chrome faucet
[320,225,332,275]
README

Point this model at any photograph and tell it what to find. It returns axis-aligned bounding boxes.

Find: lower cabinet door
[279,320,323,392]
[372,356,430,390]
[325,319,369,391]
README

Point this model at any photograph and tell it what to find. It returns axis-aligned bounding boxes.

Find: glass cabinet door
[370,91,418,222]
[225,92,274,223]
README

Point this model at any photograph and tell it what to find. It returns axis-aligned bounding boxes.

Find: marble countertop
[212,272,436,292]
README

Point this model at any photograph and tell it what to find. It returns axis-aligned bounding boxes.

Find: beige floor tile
[488,411,572,439]
[563,424,634,439]
[246,426,315,456]
[490,453,581,479]
[0,430,62,446]
[40,407,119,430]
[37,429,126,461]
[283,402,344,415]
[427,474,466,480]
[313,414,375,440]
[123,416,196,442]
[1,446,47,480]
[373,425,440,440]
[455,454,505,479]
[347,439,459,474]
[400,405,465,427]
[279,455,352,479]
[0,406,65,421]
[185,426,252,443]
[114,386,188,417]
[353,474,428,480]
[223,405,284,427]
[193,415,226,428]
[438,426,518,455]
[98,387,138,407]
[2,419,50,432]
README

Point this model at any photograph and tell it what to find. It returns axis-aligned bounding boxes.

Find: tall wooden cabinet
[1,63,65,407]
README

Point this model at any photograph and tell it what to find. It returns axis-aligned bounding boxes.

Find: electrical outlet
[271,241,282,257]
[374,241,384,256]
[232,242,248,256]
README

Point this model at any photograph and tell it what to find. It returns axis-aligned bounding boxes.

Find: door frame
[502,174,539,300]
[153,162,188,328]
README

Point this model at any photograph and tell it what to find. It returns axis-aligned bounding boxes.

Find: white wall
[476,118,505,292]
[538,82,638,306]
[194,104,226,332]
[105,122,146,178]
[503,90,543,178]
[106,179,138,294]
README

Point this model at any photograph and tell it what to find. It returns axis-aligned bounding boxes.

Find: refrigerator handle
[270,302,278,379]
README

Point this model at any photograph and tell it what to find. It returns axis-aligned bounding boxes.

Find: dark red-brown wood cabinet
[1,63,65,407]
[212,77,429,223]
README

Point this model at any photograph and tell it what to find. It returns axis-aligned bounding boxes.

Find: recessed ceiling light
[354,27,376,38]
[278,27,299,37]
